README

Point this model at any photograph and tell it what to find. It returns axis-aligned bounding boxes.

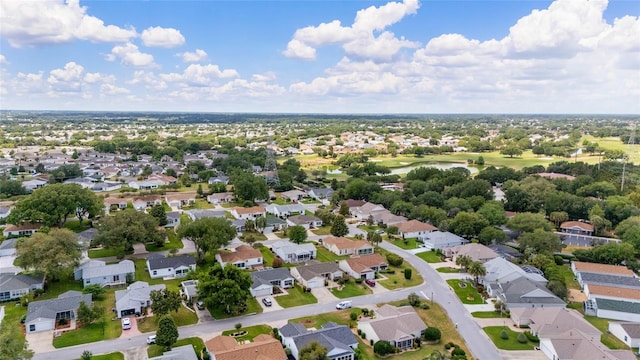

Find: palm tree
[455,255,472,272]
[468,261,487,286]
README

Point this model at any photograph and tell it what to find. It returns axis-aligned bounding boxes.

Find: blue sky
[1,0,639,113]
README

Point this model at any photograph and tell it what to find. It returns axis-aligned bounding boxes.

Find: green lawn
[584,315,630,350]
[64,220,91,233]
[88,247,121,259]
[275,284,318,308]
[147,337,205,359]
[472,311,508,318]
[88,353,124,360]
[330,280,372,299]
[260,246,276,266]
[43,279,84,299]
[133,259,183,292]
[556,264,580,290]
[208,297,263,319]
[483,326,536,350]
[137,306,198,333]
[582,135,640,164]
[417,251,443,263]
[390,237,421,250]
[222,324,272,342]
[315,246,347,262]
[145,229,184,252]
[446,280,485,305]
[311,226,332,236]
[290,308,359,328]
[53,292,122,348]
[377,264,423,290]
[436,267,460,273]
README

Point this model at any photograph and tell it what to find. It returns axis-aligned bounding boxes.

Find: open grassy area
[208,297,263,319]
[390,237,421,250]
[259,246,276,266]
[145,229,184,252]
[582,135,640,164]
[43,279,84,299]
[53,292,122,348]
[275,284,318,308]
[147,337,205,359]
[221,324,272,342]
[133,259,183,292]
[330,280,372,299]
[88,247,121,259]
[290,308,359,328]
[472,311,508,318]
[137,306,198,333]
[446,280,485,305]
[378,264,423,290]
[417,251,443,263]
[311,226,333,236]
[436,267,460,273]
[315,246,347,262]
[483,326,536,350]
[89,353,124,360]
[556,264,580,290]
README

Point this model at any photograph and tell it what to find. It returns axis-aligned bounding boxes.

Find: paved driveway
[257,296,284,312]
[26,330,55,353]
[500,350,547,360]
[311,286,337,303]
[120,317,141,338]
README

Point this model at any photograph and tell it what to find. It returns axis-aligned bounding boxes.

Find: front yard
[275,284,318,308]
[330,279,372,299]
[483,326,536,350]
[390,237,421,250]
[446,279,485,305]
[315,246,347,262]
[416,251,444,263]
[147,337,205,359]
[137,306,198,333]
[311,226,333,236]
[221,324,272,343]
[208,297,263,319]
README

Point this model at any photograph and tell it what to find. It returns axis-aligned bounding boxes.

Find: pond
[390,162,479,175]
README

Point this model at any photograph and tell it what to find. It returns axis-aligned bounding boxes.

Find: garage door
[251,286,272,297]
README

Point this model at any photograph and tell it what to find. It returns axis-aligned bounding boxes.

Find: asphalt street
[33,242,502,360]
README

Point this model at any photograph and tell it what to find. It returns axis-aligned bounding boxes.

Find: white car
[336,300,352,310]
[121,317,131,330]
[147,335,156,344]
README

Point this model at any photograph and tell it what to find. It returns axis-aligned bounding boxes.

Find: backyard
[483,326,537,350]
[145,229,184,252]
[275,284,318,308]
[446,279,485,305]
[315,246,347,262]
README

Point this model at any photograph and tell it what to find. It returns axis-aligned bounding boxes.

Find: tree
[407,292,420,306]
[299,341,330,360]
[94,209,163,256]
[468,261,487,286]
[518,229,562,254]
[0,179,27,197]
[330,215,349,237]
[477,226,508,245]
[150,289,182,316]
[0,320,34,360]
[373,340,395,356]
[449,212,489,239]
[477,202,507,226]
[8,183,102,227]
[149,204,168,226]
[339,201,350,216]
[507,213,554,234]
[288,225,308,244]
[547,280,568,300]
[255,216,267,233]
[178,217,236,262]
[549,211,569,227]
[423,327,441,341]
[455,255,472,272]
[368,232,382,248]
[81,351,93,360]
[15,228,82,280]
[198,263,251,314]
[386,253,404,267]
[500,145,523,158]
[231,171,268,203]
[404,268,412,280]
[83,284,106,299]
[156,315,179,350]
[77,301,99,326]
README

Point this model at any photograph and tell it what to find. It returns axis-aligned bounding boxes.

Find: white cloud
[47,62,85,92]
[283,0,420,61]
[252,72,277,82]
[0,0,136,47]
[0,55,8,65]
[100,83,130,96]
[141,26,185,48]
[178,49,208,63]
[128,71,168,90]
[160,64,239,86]
[107,43,157,68]
[84,72,116,84]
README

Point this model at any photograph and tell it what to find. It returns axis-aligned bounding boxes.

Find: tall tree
[94,209,163,255]
[15,228,82,280]
[198,263,251,314]
[449,212,489,239]
[468,261,487,286]
[518,229,562,254]
[76,301,99,326]
[0,321,34,360]
[330,215,349,237]
[255,216,267,233]
[231,171,268,203]
[178,217,236,262]
[299,341,330,360]
[149,204,168,226]
[150,289,182,316]
[156,316,179,350]
[455,255,472,272]
[288,225,308,244]
[477,202,507,226]
[549,211,569,227]
[507,212,554,234]
[477,226,508,245]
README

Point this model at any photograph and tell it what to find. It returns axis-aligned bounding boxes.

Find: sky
[1,0,639,114]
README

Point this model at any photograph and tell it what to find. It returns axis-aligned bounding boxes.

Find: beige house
[397,220,437,240]
[215,245,263,269]
[358,305,426,350]
[339,254,388,280]
[322,236,373,256]
[230,206,266,220]
[445,243,499,263]
[510,307,600,339]
[164,193,196,209]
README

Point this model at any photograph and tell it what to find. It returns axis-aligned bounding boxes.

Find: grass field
[483,326,536,350]
[147,337,205,359]
[446,280,485,305]
[556,264,580,290]
[378,264,423,290]
[137,306,198,333]
[90,353,124,360]
[582,135,640,164]
[391,237,421,250]
[221,324,272,342]
[330,280,372,299]
[315,246,347,262]
[436,267,460,273]
[208,298,263,319]
[88,247,121,259]
[417,251,444,263]
[472,311,508,318]
[275,284,317,308]
[311,226,333,236]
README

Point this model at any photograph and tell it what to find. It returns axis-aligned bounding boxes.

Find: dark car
[365,279,376,287]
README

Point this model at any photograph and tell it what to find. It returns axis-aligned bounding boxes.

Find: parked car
[336,300,352,310]
[365,279,376,287]
[196,301,205,310]
[375,229,384,234]
[147,335,156,344]
[121,318,131,330]
[262,297,273,307]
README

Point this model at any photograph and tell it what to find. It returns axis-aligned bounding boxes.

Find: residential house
[187,209,227,221]
[207,192,234,205]
[64,177,95,189]
[114,281,166,318]
[76,228,98,248]
[358,305,426,350]
[609,322,640,348]
[250,268,295,297]
[74,260,106,280]
[206,334,287,360]
[488,243,523,260]
[78,259,135,288]
[148,173,178,185]
[25,291,92,333]
[420,231,468,250]
[90,181,122,192]
[373,212,407,226]
[215,245,263,269]
[165,193,196,209]
[180,280,199,302]
[279,322,358,360]
[585,298,640,322]
[134,195,163,208]
[265,217,288,231]
[265,204,305,218]
[539,329,635,360]
[482,257,547,285]
[322,237,373,256]
[149,344,199,360]
[208,175,229,185]
[560,221,594,235]
[0,273,44,301]
[147,254,196,279]
[308,188,334,201]
[571,261,636,288]
[286,215,322,229]
[510,307,600,339]
[166,211,180,228]
[104,197,129,213]
[584,284,640,303]
[397,220,437,240]
[577,272,640,290]
[492,276,565,310]
[280,189,307,202]
[128,179,164,190]
[0,238,17,256]
[231,218,246,233]
[2,222,41,238]
[271,241,317,263]
[22,179,47,192]
[349,202,386,220]
[444,243,499,263]
[290,261,343,289]
[339,254,387,280]
[230,206,266,220]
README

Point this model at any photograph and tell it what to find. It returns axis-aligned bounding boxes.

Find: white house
[128,179,164,190]
[230,206,266,220]
[322,237,373,256]
[539,329,635,360]
[2,222,41,238]
[339,254,388,280]
[78,260,135,288]
[207,192,234,205]
[279,322,358,360]
[265,204,305,218]
[0,273,44,301]
[271,241,316,263]
[25,291,92,333]
[215,245,263,269]
[147,254,196,279]
[290,261,342,289]
[609,322,640,348]
[114,281,166,318]
[397,220,438,240]
[286,215,322,229]
[421,231,468,250]
[358,305,426,350]
[22,179,47,192]
[166,211,181,228]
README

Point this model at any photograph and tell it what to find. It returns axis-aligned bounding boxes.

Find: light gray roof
[149,345,198,360]
[251,268,293,289]
[287,215,321,225]
[581,272,640,289]
[181,280,198,298]
[310,188,333,198]
[76,228,99,245]
[166,211,181,220]
[483,257,547,284]
[619,323,640,338]
[295,261,340,281]
[281,322,357,358]
[499,276,564,306]
[147,254,196,271]
[0,207,11,215]
[596,298,640,315]
[187,209,227,220]
[83,259,134,279]
[271,241,316,256]
[0,238,17,250]
[115,281,166,313]
[423,231,468,245]
[0,273,44,292]
[266,217,286,225]
[359,305,426,342]
[26,291,92,323]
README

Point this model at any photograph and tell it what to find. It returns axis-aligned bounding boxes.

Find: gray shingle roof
[581,272,640,289]
[149,345,198,360]
[0,273,44,292]
[250,268,292,288]
[147,254,196,271]
[619,323,640,338]
[26,291,92,323]
[499,276,564,306]
[283,322,357,358]
[83,259,134,279]
[115,281,166,313]
[596,298,640,315]
[295,261,340,281]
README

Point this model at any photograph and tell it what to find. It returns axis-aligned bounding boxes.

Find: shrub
[420,303,430,310]
[404,268,412,280]
[272,257,284,268]
[517,332,528,344]
[202,350,211,360]
[384,269,395,274]
[554,255,564,265]
[373,340,395,356]
[423,327,441,341]
[386,253,404,267]
[357,329,362,335]
[361,332,366,339]
[524,331,540,342]
[355,278,363,284]
[444,343,452,350]
[351,311,359,321]
[500,330,509,340]
[451,347,466,356]
[370,339,374,346]
[235,323,242,330]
